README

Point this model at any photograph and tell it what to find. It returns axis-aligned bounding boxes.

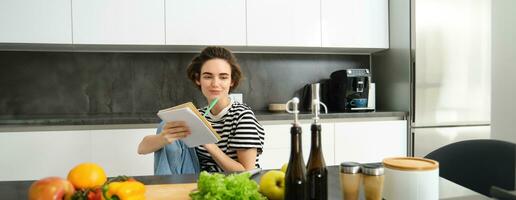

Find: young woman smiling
[138,47,265,173]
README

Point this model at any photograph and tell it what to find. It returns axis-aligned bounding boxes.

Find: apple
[280,163,288,173]
[28,177,75,200]
[259,170,285,200]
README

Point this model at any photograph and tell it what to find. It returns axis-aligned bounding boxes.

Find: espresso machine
[329,69,375,112]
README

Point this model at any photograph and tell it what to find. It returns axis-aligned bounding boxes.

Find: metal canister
[361,163,384,200]
[339,162,361,200]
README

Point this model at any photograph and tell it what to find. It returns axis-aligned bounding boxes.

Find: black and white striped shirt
[196,100,265,172]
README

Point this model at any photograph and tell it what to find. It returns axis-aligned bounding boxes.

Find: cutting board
[145,183,197,200]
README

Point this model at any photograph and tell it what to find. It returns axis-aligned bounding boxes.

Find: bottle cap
[361,163,384,176]
[340,162,361,174]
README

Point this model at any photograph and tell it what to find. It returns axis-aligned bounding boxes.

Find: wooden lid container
[383,157,439,171]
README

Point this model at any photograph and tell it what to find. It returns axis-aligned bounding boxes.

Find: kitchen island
[0,165,492,200]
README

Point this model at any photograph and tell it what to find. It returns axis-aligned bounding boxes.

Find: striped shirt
[196,100,265,172]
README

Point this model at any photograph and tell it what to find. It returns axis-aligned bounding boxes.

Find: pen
[203,98,219,117]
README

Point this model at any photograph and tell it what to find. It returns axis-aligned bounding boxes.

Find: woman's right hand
[159,121,191,144]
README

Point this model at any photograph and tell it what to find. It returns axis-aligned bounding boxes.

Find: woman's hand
[137,121,192,155]
[160,121,191,144]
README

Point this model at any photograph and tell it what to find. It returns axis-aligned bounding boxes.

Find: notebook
[157,102,221,147]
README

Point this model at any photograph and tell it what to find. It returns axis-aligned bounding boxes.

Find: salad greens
[189,171,267,200]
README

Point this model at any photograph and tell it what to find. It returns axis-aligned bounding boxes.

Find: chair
[424,139,515,197]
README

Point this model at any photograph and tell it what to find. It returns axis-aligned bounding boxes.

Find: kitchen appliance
[410,0,491,198]
[329,69,375,112]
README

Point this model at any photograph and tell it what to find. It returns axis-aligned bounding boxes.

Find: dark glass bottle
[307,123,328,200]
[285,125,307,200]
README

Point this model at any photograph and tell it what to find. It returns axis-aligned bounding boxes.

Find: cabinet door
[260,122,334,169]
[91,128,154,177]
[166,0,246,46]
[247,0,321,47]
[72,0,165,45]
[0,0,72,43]
[321,0,388,48]
[0,131,91,181]
[334,120,407,164]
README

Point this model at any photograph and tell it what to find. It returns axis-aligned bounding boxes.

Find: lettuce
[189,171,267,200]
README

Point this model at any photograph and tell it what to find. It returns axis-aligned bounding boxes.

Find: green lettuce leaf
[190,171,267,200]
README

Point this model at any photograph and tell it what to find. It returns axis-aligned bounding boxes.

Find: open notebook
[157,102,221,147]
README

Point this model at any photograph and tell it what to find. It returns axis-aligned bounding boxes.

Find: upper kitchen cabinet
[165,0,246,46]
[72,0,165,45]
[0,0,72,44]
[247,0,321,47]
[321,0,389,49]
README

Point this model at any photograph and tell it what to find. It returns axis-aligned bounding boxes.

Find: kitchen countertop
[0,165,492,200]
[0,111,406,126]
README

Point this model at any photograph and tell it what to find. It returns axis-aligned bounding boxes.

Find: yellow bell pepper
[102,180,146,200]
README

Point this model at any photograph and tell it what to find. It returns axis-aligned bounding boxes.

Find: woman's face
[196,58,234,102]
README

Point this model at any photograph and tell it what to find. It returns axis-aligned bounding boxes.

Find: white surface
[165,0,246,46]
[334,120,407,163]
[247,0,321,47]
[0,0,72,43]
[0,129,154,181]
[72,0,165,45]
[414,0,491,126]
[492,0,516,144]
[383,167,439,200]
[260,122,335,169]
[321,0,389,48]
[91,129,154,177]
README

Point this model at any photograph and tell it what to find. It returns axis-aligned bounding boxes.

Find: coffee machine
[329,69,375,112]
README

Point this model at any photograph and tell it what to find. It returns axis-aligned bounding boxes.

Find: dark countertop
[0,165,492,200]
[0,111,406,126]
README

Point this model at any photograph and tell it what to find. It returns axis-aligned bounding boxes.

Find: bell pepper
[102,180,146,200]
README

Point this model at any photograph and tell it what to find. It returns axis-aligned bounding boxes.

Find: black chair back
[425,139,515,197]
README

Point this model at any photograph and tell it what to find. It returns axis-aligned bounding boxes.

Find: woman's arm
[137,121,191,155]
[203,144,257,172]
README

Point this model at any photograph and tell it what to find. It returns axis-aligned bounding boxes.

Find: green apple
[280,163,288,173]
[259,170,285,200]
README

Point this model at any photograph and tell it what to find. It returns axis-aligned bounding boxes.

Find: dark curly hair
[186,46,243,91]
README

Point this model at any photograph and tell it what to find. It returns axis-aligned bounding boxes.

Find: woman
[138,46,265,173]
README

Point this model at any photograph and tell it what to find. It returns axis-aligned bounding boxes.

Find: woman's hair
[186,46,243,91]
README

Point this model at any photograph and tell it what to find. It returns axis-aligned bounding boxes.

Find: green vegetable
[189,171,267,200]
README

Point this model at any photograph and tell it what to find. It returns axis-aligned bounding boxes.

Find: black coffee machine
[329,69,373,112]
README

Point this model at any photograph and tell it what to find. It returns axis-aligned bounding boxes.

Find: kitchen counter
[0,111,406,126]
[0,165,491,200]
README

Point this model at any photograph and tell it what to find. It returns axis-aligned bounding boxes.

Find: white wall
[492,0,516,144]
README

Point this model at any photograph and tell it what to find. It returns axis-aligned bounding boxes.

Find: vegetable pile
[189,171,266,200]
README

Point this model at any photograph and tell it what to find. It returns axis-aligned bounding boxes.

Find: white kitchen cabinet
[0,130,91,181]
[0,128,155,181]
[334,120,407,164]
[321,0,389,48]
[90,128,154,177]
[165,0,246,46]
[247,0,321,47]
[72,0,165,45]
[0,0,72,44]
[260,122,335,169]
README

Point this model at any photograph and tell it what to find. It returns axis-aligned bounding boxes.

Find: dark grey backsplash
[0,51,369,116]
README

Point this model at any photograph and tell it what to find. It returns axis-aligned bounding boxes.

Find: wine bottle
[307,83,328,200]
[306,124,328,200]
[285,97,307,200]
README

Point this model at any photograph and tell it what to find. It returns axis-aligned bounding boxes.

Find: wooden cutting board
[145,183,197,200]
